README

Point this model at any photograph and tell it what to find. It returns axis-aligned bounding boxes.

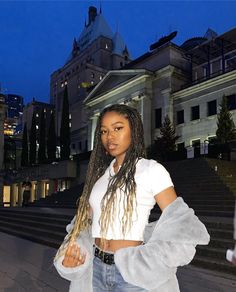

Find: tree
[38,109,46,163]
[29,112,37,165]
[47,111,57,162]
[216,96,236,144]
[21,123,28,166]
[60,85,71,160]
[154,115,180,161]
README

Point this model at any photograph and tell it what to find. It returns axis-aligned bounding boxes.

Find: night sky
[0,0,236,104]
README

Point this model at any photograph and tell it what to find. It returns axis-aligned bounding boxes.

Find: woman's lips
[107,144,117,150]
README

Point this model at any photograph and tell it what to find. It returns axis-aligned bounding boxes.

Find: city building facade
[23,98,55,155]
[4,94,24,136]
[2,12,236,207]
[50,6,130,155]
[85,28,236,156]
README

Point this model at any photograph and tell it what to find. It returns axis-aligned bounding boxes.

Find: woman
[54,104,210,292]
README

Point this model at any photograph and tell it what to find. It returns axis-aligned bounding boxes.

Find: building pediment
[84,69,152,105]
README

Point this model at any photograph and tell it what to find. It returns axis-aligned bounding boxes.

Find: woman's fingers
[62,243,86,267]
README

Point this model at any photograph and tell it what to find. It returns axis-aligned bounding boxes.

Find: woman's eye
[114,127,123,131]
[100,130,106,134]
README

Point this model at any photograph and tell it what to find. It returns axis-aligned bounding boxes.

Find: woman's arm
[114,197,210,290]
[154,186,177,211]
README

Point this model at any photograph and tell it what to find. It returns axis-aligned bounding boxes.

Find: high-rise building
[4,94,23,136]
[23,98,55,142]
[50,6,131,154]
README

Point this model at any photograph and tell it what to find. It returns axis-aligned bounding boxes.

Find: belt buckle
[95,247,114,265]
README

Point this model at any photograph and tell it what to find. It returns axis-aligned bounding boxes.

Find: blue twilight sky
[0,0,236,104]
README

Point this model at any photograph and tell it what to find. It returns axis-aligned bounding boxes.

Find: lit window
[105,43,108,49]
[44,108,46,113]
[69,122,72,128]
[36,113,39,117]
[69,114,72,119]
[99,75,102,80]
[65,81,68,85]
[36,125,39,129]
[91,81,94,85]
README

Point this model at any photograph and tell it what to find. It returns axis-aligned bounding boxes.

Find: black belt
[94,246,115,265]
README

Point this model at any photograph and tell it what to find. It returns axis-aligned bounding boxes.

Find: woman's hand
[62,242,86,267]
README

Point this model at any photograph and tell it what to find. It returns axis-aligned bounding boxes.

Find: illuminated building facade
[50,6,131,155]
[4,94,23,136]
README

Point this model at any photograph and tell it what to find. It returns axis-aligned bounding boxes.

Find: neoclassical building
[85,28,236,155]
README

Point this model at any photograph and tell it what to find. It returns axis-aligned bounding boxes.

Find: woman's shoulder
[137,158,166,170]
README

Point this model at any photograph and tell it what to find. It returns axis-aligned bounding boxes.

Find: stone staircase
[0,158,235,275]
[29,184,84,208]
[206,158,236,196]
[150,158,235,275]
[0,208,73,248]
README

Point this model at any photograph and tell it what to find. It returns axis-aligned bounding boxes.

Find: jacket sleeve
[53,217,94,282]
[114,197,210,290]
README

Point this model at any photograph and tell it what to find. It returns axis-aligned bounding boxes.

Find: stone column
[161,88,173,123]
[10,183,17,207]
[30,181,36,202]
[89,113,99,151]
[36,181,44,200]
[48,179,55,196]
[17,183,23,207]
[140,94,152,148]
[0,177,3,207]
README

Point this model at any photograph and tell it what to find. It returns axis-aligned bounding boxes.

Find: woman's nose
[107,130,115,139]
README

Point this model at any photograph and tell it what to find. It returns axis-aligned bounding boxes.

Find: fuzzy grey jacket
[54,197,210,292]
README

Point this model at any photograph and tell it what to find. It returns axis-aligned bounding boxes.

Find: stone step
[209,237,234,249]
[150,208,234,218]
[0,208,73,220]
[0,220,66,241]
[192,255,235,275]
[195,210,234,217]
[0,225,61,248]
[0,215,68,232]
[184,199,235,205]
[208,228,233,240]
[0,211,73,227]
[204,221,233,231]
[176,187,233,193]
[190,205,235,211]
[30,202,77,208]
[196,246,228,261]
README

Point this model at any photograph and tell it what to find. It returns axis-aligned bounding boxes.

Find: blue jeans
[93,256,147,291]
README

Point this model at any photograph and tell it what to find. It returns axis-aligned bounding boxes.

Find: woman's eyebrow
[101,121,124,127]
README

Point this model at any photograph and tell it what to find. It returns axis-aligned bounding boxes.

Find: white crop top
[89,158,174,241]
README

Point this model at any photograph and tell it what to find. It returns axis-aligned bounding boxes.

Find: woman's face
[100,111,132,164]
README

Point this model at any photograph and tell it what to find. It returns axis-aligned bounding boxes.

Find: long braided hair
[56,104,146,255]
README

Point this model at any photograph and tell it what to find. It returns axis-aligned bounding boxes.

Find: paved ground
[0,231,236,292]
